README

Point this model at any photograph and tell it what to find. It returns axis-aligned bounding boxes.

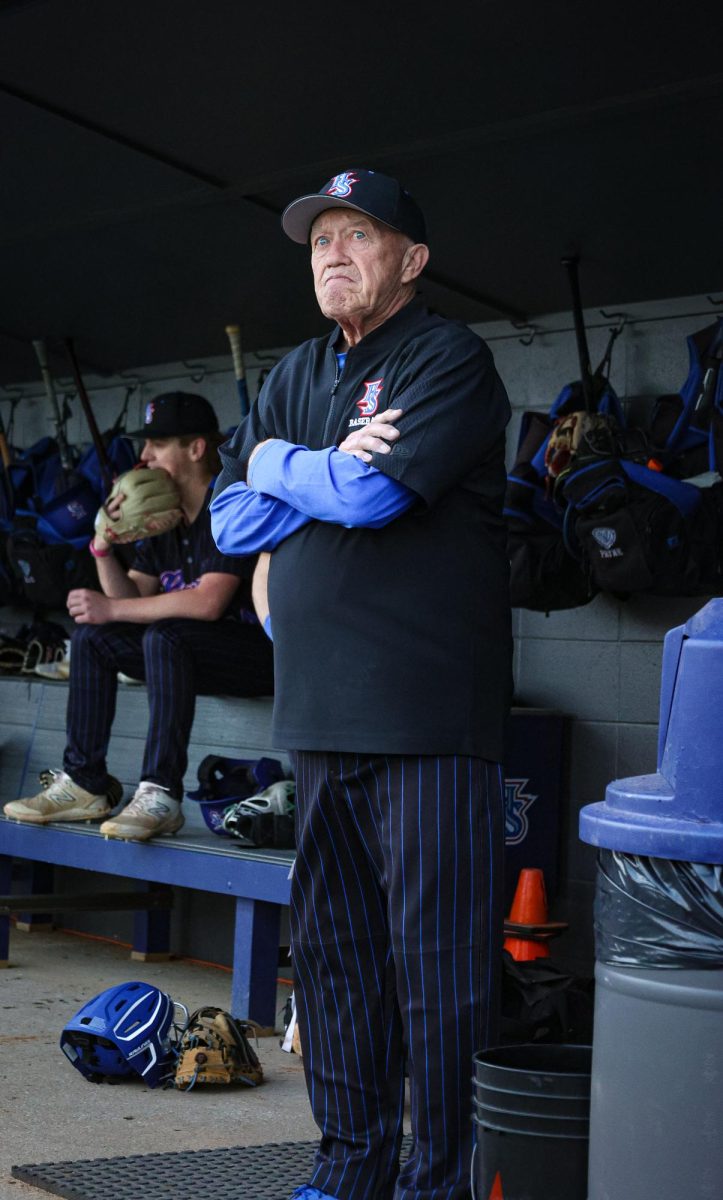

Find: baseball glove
[95,467,183,544]
[174,1007,264,1090]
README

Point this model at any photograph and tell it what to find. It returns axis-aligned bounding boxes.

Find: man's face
[310,208,415,327]
[139,436,192,479]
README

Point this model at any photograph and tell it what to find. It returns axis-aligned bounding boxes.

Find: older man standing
[211,169,512,1200]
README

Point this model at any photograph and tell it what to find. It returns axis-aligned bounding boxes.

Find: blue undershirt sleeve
[248,439,417,528]
[209,480,312,555]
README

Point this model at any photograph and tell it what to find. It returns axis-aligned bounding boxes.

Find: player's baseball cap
[127,392,219,438]
[281,169,427,246]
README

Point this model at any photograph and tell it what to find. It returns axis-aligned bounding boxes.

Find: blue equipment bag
[561,458,723,596]
[561,319,723,597]
[7,436,63,509]
[6,525,97,611]
[77,433,137,495]
[2,393,140,610]
[505,408,598,612]
[647,318,723,477]
[504,333,626,612]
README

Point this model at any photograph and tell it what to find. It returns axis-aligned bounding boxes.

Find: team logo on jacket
[160,568,200,592]
[504,777,538,845]
[355,379,384,416]
[326,172,359,198]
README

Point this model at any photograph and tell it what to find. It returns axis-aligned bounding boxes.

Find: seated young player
[4,391,274,842]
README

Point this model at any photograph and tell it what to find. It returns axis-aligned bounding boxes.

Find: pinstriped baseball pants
[289,751,505,1200]
[63,619,274,798]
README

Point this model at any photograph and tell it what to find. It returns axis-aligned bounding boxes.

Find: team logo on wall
[592,527,616,550]
[504,777,538,845]
[355,379,384,416]
[326,172,359,197]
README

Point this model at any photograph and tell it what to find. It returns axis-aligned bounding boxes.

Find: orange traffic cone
[488,1170,505,1199]
[503,868,567,961]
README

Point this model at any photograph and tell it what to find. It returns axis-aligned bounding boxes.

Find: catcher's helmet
[60,981,181,1088]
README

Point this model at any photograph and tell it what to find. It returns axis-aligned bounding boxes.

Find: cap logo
[144,402,155,425]
[356,379,384,416]
[326,172,359,198]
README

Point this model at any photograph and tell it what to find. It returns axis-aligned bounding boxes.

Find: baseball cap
[126,392,219,438]
[281,169,427,246]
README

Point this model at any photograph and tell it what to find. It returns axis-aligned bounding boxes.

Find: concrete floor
[0,925,320,1200]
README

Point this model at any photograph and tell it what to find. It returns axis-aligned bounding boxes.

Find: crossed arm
[210,409,416,557]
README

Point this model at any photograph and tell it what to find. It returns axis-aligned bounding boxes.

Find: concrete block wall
[6,290,721,974]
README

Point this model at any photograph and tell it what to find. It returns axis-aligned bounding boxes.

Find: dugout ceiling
[1,0,722,387]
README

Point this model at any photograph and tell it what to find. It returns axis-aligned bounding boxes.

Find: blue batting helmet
[60,980,182,1088]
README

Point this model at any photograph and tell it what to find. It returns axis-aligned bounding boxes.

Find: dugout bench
[0,673,569,1027]
[0,674,292,1027]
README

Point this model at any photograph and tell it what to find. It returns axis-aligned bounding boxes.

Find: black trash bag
[500,951,595,1045]
[595,849,723,968]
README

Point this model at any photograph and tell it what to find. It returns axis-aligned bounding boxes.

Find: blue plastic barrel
[580,598,723,1200]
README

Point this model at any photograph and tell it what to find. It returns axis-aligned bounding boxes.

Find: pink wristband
[89,539,111,559]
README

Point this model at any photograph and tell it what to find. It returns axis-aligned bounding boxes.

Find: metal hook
[515,323,539,347]
[599,309,628,336]
[183,361,207,383]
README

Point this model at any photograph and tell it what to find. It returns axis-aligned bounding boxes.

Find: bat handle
[32,337,50,375]
[561,257,594,413]
[225,324,245,381]
[32,337,74,472]
[64,337,114,494]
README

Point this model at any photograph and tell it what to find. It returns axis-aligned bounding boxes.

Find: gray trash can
[579,598,723,1200]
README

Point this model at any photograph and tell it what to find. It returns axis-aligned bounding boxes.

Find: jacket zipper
[321,354,344,445]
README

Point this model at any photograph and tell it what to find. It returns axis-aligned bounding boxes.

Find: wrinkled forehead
[309,207,390,240]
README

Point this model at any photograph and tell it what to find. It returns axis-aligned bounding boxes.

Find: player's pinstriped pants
[289,751,505,1200]
[63,619,274,798]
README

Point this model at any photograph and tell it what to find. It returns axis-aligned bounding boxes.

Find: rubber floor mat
[12,1136,413,1200]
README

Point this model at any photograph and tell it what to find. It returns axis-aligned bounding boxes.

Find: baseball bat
[561,256,595,414]
[32,337,75,478]
[64,337,114,496]
[0,413,12,520]
[225,324,250,419]
[0,406,11,470]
